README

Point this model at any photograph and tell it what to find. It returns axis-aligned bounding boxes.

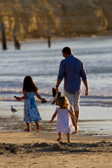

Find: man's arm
[56,61,65,91]
[56,79,62,92]
[83,79,89,95]
[80,62,89,96]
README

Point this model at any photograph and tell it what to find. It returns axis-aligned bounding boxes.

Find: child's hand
[41,98,47,103]
[14,96,21,101]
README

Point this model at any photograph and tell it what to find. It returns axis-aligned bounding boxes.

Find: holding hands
[41,98,47,103]
[14,96,47,103]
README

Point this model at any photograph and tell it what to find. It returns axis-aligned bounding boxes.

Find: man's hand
[83,80,89,96]
[56,79,62,93]
[85,88,89,96]
[41,98,47,103]
[56,87,59,93]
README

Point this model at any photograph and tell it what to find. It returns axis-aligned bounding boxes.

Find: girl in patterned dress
[14,76,47,132]
[49,96,77,143]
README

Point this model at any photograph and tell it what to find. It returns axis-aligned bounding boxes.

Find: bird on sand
[11,105,17,114]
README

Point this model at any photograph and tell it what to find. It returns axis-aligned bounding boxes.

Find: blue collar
[67,55,73,58]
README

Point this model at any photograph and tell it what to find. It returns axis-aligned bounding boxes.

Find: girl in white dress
[49,96,77,143]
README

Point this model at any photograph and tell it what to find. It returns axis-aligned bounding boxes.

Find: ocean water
[0,36,112,135]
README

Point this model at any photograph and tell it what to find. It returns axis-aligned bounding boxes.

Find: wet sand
[0,131,112,168]
[0,100,112,136]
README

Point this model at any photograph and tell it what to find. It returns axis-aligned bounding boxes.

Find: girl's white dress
[56,107,75,133]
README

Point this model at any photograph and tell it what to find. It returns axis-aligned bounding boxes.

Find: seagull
[11,105,17,114]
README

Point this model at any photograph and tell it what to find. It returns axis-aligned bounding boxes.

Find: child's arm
[49,110,58,123]
[68,110,77,126]
[68,110,78,133]
[14,91,27,101]
[35,91,47,103]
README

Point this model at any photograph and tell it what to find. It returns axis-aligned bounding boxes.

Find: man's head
[62,47,72,58]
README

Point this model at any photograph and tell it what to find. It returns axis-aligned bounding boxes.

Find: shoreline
[0,100,112,136]
[4,31,112,43]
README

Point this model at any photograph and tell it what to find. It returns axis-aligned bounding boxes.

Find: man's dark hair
[62,47,72,54]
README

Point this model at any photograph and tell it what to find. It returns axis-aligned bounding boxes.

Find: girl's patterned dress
[24,92,42,123]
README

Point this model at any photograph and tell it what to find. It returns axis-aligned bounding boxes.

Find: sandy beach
[0,37,112,168]
[0,131,112,168]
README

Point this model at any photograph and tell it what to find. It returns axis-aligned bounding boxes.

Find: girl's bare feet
[35,121,40,132]
[66,133,70,143]
[57,137,62,141]
[24,128,30,132]
[57,132,62,141]
[36,128,40,132]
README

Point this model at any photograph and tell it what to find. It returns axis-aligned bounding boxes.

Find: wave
[0,88,112,107]
[74,46,112,56]
[0,88,112,98]
[87,68,112,74]
[0,89,22,94]
[80,101,112,107]
[0,88,52,95]
[0,96,112,108]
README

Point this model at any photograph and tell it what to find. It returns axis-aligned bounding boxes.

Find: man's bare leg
[75,111,79,124]
[75,111,79,133]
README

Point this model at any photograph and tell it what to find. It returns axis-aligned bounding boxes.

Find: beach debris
[47,143,66,151]
[1,22,7,50]
[33,142,50,148]
[0,141,112,155]
[13,29,21,49]
[5,144,18,154]
[47,30,51,48]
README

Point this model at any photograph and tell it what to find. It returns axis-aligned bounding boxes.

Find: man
[56,47,88,130]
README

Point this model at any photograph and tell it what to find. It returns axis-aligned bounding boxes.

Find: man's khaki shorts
[64,90,80,112]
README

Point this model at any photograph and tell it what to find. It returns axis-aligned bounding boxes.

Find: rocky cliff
[0,0,112,40]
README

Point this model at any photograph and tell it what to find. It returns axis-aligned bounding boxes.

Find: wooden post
[47,30,51,48]
[1,22,7,50]
[13,29,21,49]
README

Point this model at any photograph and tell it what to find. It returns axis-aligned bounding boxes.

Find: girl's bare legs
[24,123,30,132]
[57,132,62,141]
[35,121,40,132]
[66,133,70,143]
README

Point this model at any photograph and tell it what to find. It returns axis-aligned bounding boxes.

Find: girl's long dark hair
[23,76,38,92]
